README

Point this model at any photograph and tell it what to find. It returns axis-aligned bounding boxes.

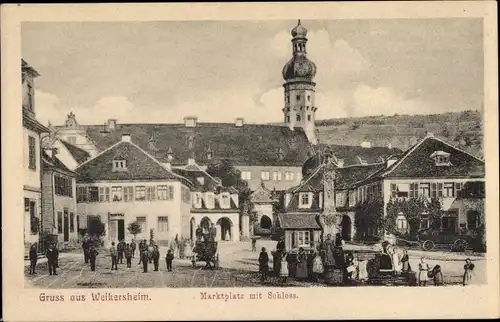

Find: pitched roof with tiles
[277,213,321,229]
[75,140,192,186]
[302,144,402,176]
[42,151,75,176]
[59,139,91,164]
[56,123,313,167]
[370,136,485,180]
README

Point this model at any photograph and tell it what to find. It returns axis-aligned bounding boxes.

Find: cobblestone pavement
[25,240,486,288]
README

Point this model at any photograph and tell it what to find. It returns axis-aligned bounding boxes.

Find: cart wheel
[454,239,468,252]
[422,240,435,251]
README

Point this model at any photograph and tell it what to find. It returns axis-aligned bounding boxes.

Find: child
[280,253,289,283]
[124,243,132,268]
[418,257,430,286]
[432,265,444,286]
[258,247,269,281]
[463,258,475,286]
[166,249,174,272]
[109,242,118,270]
[312,251,324,282]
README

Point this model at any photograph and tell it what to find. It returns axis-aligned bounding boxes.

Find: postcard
[1,2,499,321]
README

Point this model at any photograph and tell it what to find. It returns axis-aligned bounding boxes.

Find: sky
[22,19,484,126]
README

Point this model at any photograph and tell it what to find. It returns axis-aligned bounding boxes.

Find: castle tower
[282,19,318,145]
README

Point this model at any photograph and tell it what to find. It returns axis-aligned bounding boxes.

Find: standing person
[82,234,90,264]
[358,257,369,282]
[209,223,217,242]
[184,239,193,260]
[148,240,155,264]
[400,249,411,274]
[45,244,58,276]
[280,253,289,283]
[323,234,336,267]
[141,248,149,273]
[345,251,356,282]
[152,245,160,271]
[391,246,402,276]
[138,240,145,265]
[334,233,345,269]
[296,247,309,280]
[28,243,38,274]
[418,257,430,286]
[258,247,269,281]
[196,225,203,242]
[166,249,174,272]
[312,249,324,282]
[251,237,257,252]
[117,239,126,264]
[124,243,132,268]
[89,244,99,271]
[109,242,118,270]
[432,265,444,286]
[462,258,475,286]
[130,239,137,259]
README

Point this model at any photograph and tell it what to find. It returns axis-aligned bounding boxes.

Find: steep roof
[250,181,275,204]
[380,136,485,179]
[59,139,91,164]
[56,123,313,167]
[76,140,192,185]
[172,166,219,192]
[42,151,75,175]
[277,213,321,229]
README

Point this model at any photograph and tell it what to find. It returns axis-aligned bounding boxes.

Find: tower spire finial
[298,19,301,25]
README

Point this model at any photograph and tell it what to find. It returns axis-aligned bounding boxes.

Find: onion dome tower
[282,19,318,145]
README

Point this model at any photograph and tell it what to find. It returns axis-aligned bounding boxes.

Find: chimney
[121,133,131,142]
[184,116,197,127]
[107,118,117,130]
[360,141,372,148]
[235,118,244,127]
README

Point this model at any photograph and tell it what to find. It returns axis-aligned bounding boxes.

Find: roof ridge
[381,136,429,177]
[59,138,90,155]
[75,140,125,170]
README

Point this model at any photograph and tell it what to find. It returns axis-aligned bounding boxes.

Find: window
[99,187,110,202]
[26,82,33,110]
[272,172,282,181]
[297,231,310,247]
[296,95,300,101]
[307,95,311,102]
[157,216,169,232]
[307,115,311,121]
[396,215,408,231]
[443,183,454,198]
[261,171,270,181]
[67,136,76,145]
[77,215,80,232]
[431,183,438,198]
[437,183,443,198]
[241,171,251,180]
[441,215,457,233]
[390,183,397,198]
[88,186,99,202]
[124,187,133,201]
[135,186,146,201]
[455,182,463,197]
[181,187,190,203]
[299,193,310,207]
[220,194,230,208]
[57,212,63,234]
[431,151,450,166]
[420,214,430,229]
[111,186,123,202]
[194,193,202,207]
[420,183,430,198]
[77,187,88,202]
[296,114,301,122]
[112,160,127,171]
[409,183,419,198]
[146,186,156,201]
[205,193,214,208]
[284,172,295,181]
[467,211,480,229]
[157,185,174,200]
[54,175,74,197]
[70,212,74,232]
[136,216,147,232]
[197,177,205,185]
[28,136,36,170]
[286,116,290,123]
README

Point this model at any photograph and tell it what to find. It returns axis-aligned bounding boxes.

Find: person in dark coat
[137,240,144,264]
[209,223,217,242]
[130,239,137,258]
[45,244,58,276]
[117,240,126,264]
[432,265,444,286]
[89,245,99,271]
[400,249,411,273]
[195,225,203,242]
[109,242,118,270]
[124,244,132,268]
[166,249,174,272]
[152,245,160,271]
[29,243,38,274]
[141,249,149,273]
[82,235,90,264]
[258,247,270,281]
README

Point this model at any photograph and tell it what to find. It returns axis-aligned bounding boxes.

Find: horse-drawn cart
[192,240,219,269]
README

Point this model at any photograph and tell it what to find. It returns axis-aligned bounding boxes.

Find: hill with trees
[315,110,484,159]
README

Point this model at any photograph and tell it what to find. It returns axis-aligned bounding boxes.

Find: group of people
[108,239,175,273]
[28,242,59,275]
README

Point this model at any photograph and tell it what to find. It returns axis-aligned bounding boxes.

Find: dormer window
[193,192,202,208]
[430,151,451,166]
[220,193,230,208]
[112,160,127,171]
[299,192,311,208]
[205,193,214,209]
[197,177,205,185]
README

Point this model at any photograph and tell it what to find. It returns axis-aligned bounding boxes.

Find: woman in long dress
[391,246,402,276]
[312,250,324,282]
[418,257,430,286]
[296,247,309,280]
[184,239,193,260]
[357,258,369,282]
[462,258,475,286]
[400,249,411,273]
[280,253,289,283]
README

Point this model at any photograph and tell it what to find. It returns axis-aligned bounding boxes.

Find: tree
[354,197,384,241]
[88,221,106,237]
[127,221,142,240]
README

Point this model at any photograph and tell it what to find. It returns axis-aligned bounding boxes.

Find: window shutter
[168,186,174,200]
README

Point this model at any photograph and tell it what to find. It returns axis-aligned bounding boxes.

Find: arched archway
[260,215,272,230]
[200,217,212,234]
[467,210,481,229]
[217,217,233,241]
[341,215,352,241]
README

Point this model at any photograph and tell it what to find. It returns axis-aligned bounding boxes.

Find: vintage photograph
[21,17,487,291]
